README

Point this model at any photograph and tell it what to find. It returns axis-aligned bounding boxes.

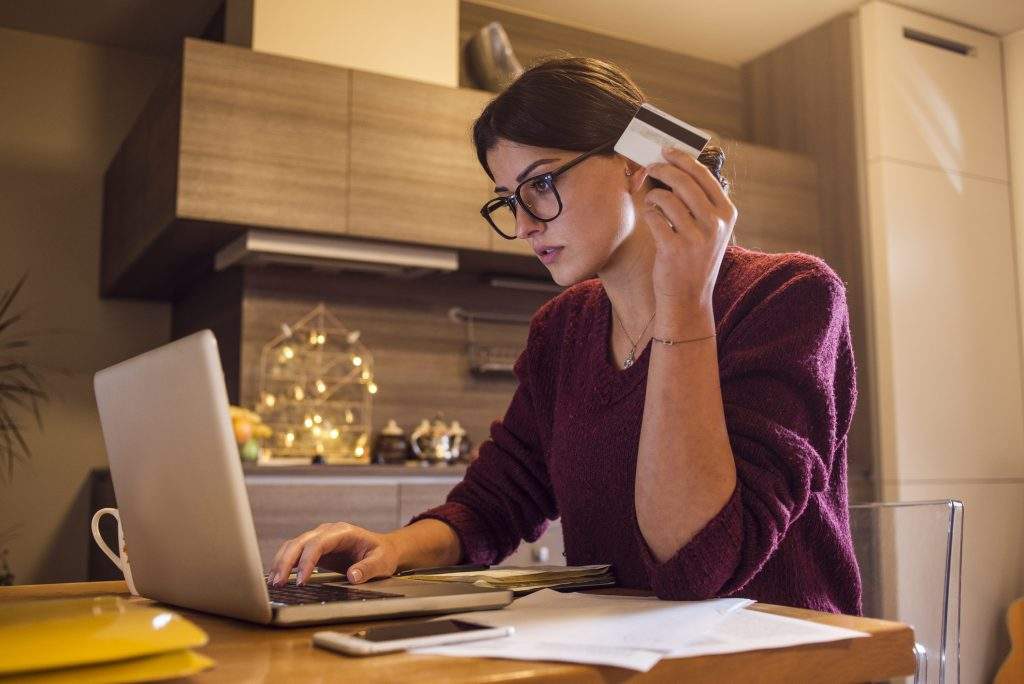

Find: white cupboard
[855,4,1022,681]
[859,2,1009,180]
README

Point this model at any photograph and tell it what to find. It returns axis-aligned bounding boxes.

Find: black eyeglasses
[480,140,616,240]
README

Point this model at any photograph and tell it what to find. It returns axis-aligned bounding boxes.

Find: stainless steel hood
[214,230,459,278]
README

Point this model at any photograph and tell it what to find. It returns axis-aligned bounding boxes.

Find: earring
[625,169,633,177]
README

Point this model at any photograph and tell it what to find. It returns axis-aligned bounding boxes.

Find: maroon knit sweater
[411,244,862,615]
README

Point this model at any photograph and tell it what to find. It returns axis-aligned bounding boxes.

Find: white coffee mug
[91,507,138,596]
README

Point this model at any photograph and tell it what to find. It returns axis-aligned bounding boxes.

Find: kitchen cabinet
[103,39,499,299]
[243,469,566,570]
[176,39,351,239]
[854,6,1018,681]
[859,2,1008,180]
[103,38,824,300]
[245,479,400,569]
[103,38,352,298]
[396,481,565,565]
[348,72,493,250]
[864,159,1022,482]
[396,481,455,526]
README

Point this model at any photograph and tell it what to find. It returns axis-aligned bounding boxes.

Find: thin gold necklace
[611,306,656,369]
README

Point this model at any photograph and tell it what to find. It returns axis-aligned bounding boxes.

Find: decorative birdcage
[256,303,376,463]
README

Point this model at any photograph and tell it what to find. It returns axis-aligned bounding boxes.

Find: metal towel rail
[447,307,531,375]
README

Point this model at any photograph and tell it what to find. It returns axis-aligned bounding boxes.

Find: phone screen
[352,619,491,643]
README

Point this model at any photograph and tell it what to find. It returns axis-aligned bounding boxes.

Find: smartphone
[313,619,513,656]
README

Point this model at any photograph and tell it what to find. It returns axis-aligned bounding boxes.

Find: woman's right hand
[267,522,400,587]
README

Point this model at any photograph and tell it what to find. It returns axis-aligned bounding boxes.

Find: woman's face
[486,138,643,287]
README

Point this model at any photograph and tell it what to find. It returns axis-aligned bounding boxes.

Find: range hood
[214,230,459,278]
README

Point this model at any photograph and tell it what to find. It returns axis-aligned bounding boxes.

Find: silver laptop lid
[94,330,272,623]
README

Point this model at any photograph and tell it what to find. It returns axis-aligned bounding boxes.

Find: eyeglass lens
[487,201,518,239]
[488,177,561,238]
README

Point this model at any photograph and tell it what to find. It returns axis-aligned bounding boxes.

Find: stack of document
[402,564,615,594]
[0,596,213,681]
[413,589,869,672]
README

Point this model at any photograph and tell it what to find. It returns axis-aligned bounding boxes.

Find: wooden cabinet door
[177,39,351,235]
[859,2,1007,181]
[397,482,459,527]
[349,72,494,250]
[399,481,565,567]
[245,479,399,569]
[725,141,821,256]
[499,521,565,567]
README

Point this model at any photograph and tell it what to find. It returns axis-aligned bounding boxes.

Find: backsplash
[238,265,555,449]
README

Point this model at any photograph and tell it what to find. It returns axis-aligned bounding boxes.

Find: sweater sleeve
[635,263,857,600]
[406,312,559,564]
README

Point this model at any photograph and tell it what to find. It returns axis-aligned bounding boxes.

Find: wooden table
[1,581,916,683]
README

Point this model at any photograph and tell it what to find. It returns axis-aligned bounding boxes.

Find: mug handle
[91,508,124,571]
[90,508,137,595]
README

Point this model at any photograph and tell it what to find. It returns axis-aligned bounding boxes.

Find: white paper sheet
[419,639,665,671]
[412,589,751,671]
[667,607,869,657]
[412,590,869,672]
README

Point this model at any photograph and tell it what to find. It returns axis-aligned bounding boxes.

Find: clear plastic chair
[849,500,964,683]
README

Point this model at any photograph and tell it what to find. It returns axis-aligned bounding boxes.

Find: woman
[269,57,862,615]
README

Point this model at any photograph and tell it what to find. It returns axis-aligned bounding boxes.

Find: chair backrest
[849,500,964,683]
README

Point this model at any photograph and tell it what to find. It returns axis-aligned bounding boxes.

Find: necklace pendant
[623,350,635,369]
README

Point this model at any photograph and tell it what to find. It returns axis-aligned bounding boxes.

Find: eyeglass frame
[480,139,617,240]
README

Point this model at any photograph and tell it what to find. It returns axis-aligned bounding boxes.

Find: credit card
[614,103,711,167]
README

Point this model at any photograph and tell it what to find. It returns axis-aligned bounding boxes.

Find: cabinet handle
[532,546,550,563]
[902,27,974,56]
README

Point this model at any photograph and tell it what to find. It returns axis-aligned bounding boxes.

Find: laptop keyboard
[268,583,404,605]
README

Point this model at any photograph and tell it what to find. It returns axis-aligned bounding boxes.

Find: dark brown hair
[472,56,728,193]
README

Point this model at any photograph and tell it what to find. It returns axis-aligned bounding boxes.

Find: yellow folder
[2,649,213,683]
[0,596,210,678]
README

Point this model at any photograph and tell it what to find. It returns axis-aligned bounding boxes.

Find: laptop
[93,329,512,626]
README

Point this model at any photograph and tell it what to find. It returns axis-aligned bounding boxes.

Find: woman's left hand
[642,146,738,316]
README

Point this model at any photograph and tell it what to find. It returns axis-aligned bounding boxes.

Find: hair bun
[697,146,729,194]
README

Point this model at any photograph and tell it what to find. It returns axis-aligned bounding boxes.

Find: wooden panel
[101,57,182,296]
[171,267,245,404]
[398,482,458,526]
[349,71,494,250]
[741,15,874,490]
[177,38,350,234]
[400,481,565,567]
[460,1,744,141]
[500,521,565,567]
[238,267,551,448]
[722,140,821,256]
[245,480,399,568]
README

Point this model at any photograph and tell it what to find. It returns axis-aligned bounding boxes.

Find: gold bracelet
[651,332,716,346]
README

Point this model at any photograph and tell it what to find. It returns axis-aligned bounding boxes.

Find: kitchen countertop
[241,463,468,477]
[93,463,468,482]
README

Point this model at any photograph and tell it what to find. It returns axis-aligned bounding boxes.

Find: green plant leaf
[0,274,49,481]
[0,274,27,325]
[0,311,25,338]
